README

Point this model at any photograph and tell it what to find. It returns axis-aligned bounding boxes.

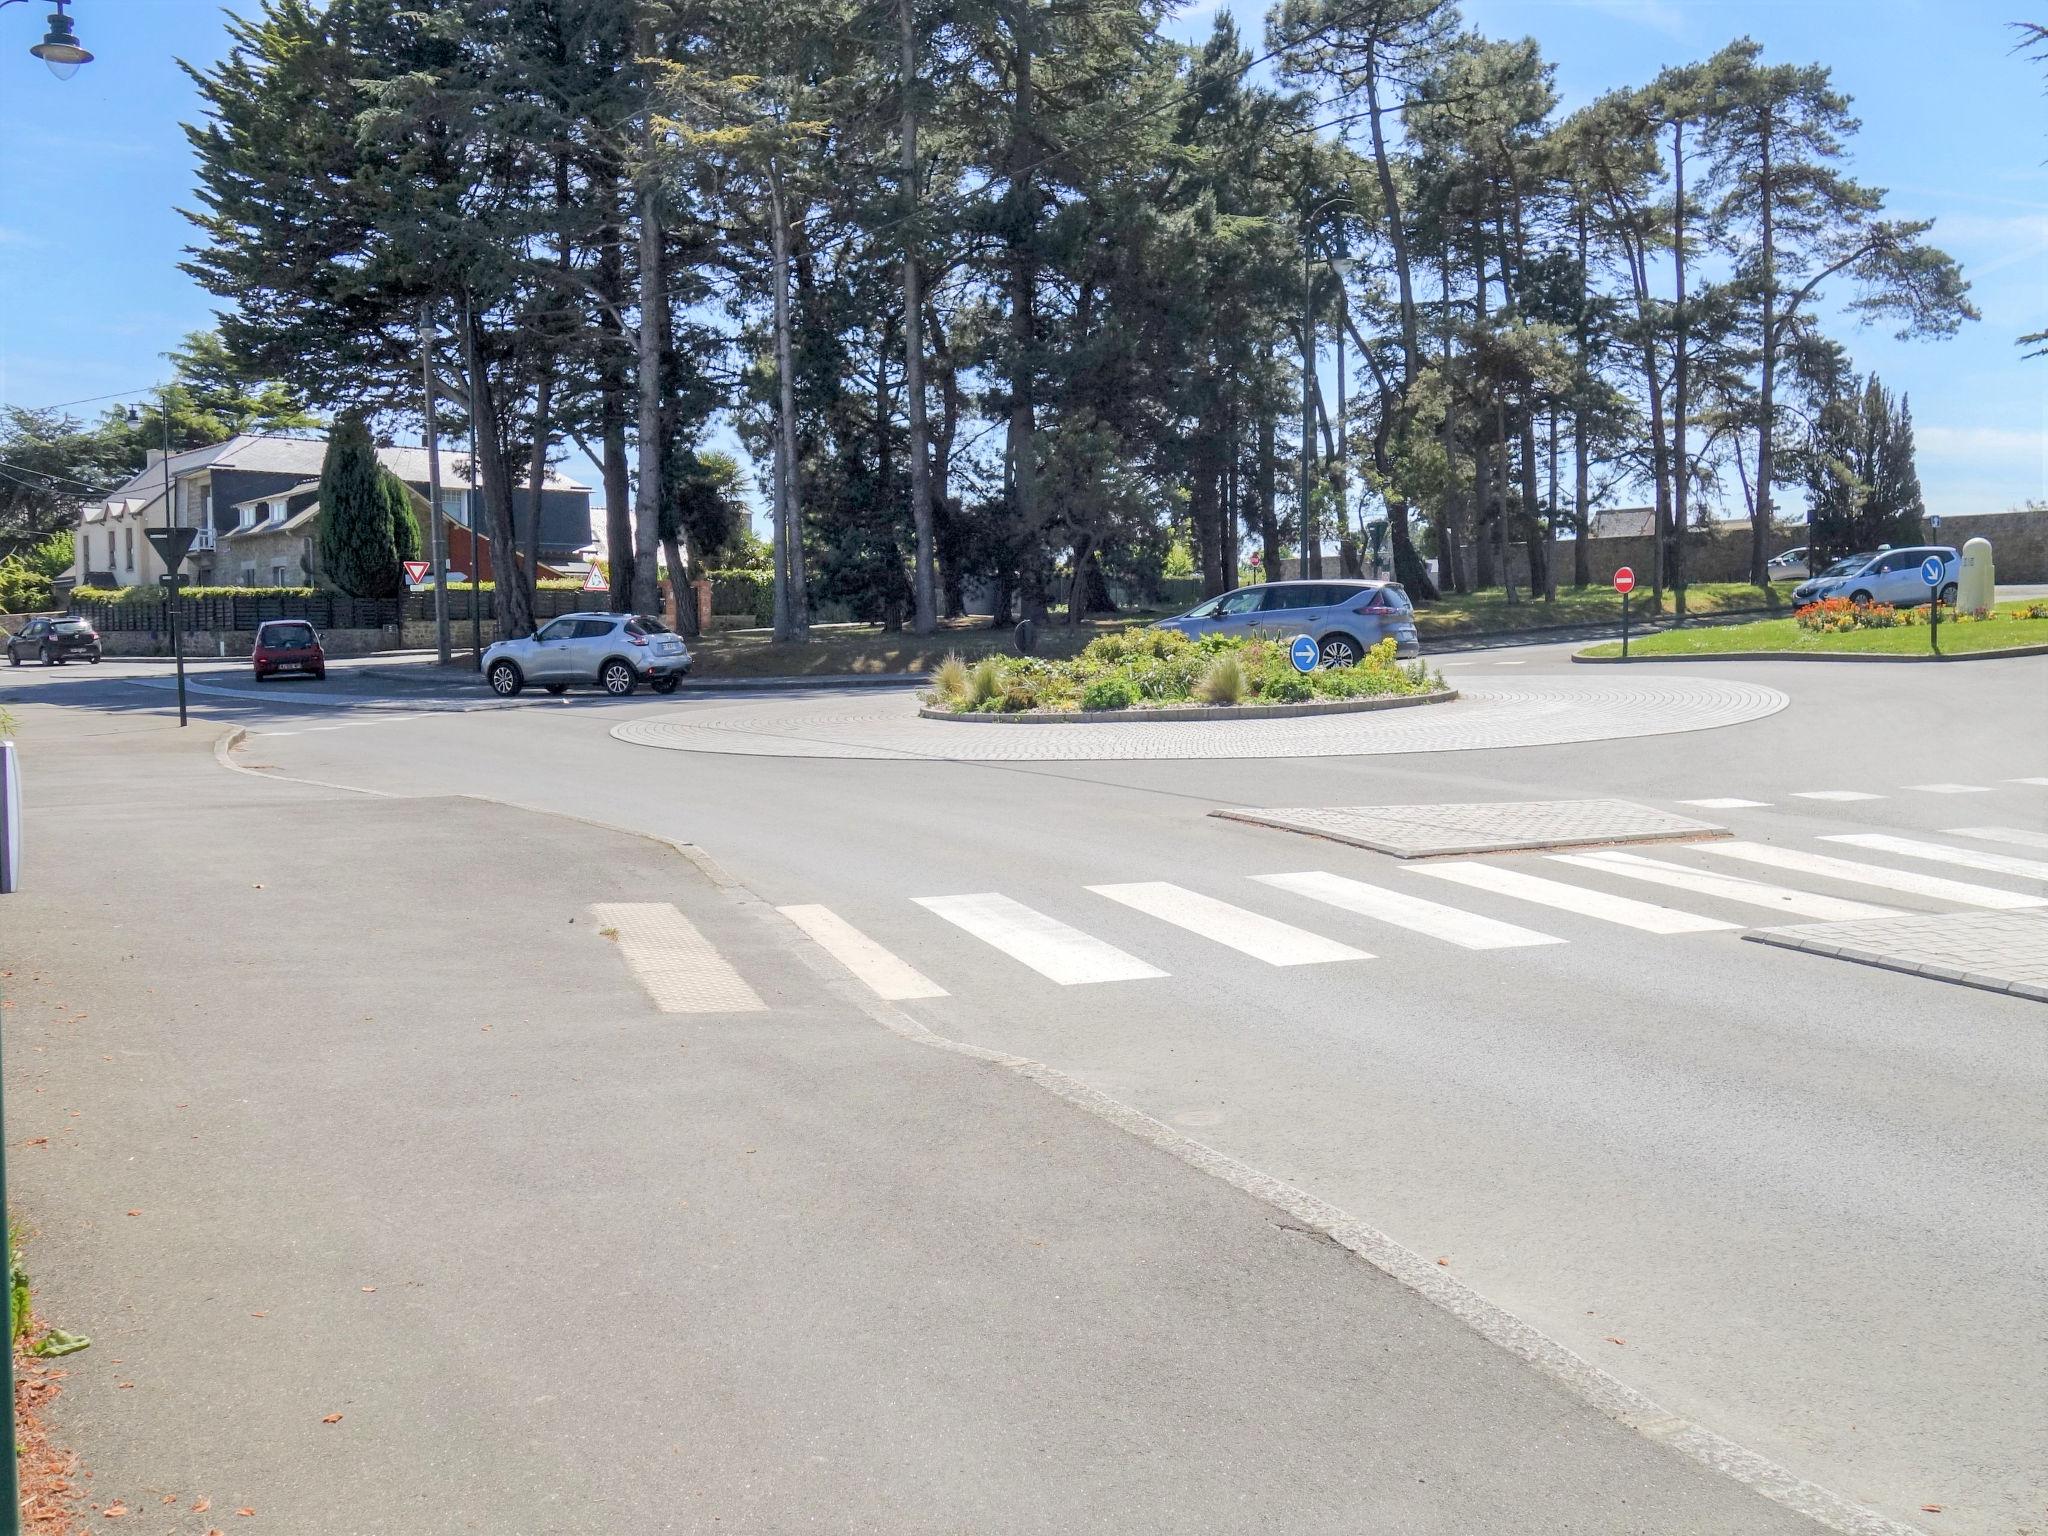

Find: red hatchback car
[251,619,327,681]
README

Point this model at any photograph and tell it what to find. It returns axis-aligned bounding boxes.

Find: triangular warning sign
[582,567,609,592]
[403,561,432,585]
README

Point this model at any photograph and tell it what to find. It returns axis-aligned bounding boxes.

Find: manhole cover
[1213,799,1729,858]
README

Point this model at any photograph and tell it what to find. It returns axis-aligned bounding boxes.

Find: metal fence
[73,593,401,633]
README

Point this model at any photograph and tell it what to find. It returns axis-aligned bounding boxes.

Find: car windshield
[262,624,314,647]
[1181,596,1224,619]
[628,615,672,635]
[52,619,92,632]
[1820,554,1874,578]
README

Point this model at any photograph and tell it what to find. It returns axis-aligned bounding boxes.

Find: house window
[271,562,289,586]
[239,501,261,530]
[439,488,468,527]
[240,564,257,587]
[107,531,116,570]
[124,527,134,572]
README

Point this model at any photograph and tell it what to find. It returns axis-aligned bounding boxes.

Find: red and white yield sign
[582,566,609,592]
[1612,566,1636,595]
[402,560,432,586]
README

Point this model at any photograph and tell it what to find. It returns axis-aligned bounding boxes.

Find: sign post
[1613,566,1636,660]
[1921,554,1945,656]
[145,526,198,726]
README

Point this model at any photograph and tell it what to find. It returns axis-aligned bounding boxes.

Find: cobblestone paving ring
[610,675,1789,762]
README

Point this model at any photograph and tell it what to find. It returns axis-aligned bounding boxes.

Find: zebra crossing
[790,824,2043,1001]
[596,804,2048,1012]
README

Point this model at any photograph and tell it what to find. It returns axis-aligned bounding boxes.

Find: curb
[1743,930,2048,1002]
[917,688,1457,724]
[1573,641,2048,665]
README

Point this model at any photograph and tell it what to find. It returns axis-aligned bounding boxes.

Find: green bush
[924,628,1438,715]
[75,584,322,606]
[707,568,774,625]
[1080,674,1138,711]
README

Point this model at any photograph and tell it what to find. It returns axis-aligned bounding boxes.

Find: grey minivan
[1154,580,1421,664]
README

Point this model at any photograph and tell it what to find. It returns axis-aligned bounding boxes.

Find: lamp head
[29,3,91,79]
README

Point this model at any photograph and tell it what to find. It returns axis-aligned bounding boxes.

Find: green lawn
[689,614,1154,677]
[685,580,1794,679]
[1412,580,1792,639]
[1578,601,2048,659]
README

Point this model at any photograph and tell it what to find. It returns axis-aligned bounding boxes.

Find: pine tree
[382,469,422,565]
[318,413,399,597]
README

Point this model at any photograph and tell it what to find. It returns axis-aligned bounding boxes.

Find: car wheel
[1318,633,1361,668]
[89,654,101,665]
[40,646,54,666]
[487,659,524,697]
[1849,590,1873,607]
[6,647,18,668]
[544,683,569,695]
[601,660,637,697]
[651,675,681,695]
[1939,583,1958,607]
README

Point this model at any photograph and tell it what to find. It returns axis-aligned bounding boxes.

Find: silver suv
[482,612,691,698]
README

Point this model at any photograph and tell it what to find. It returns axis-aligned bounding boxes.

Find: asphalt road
[4,640,2045,1534]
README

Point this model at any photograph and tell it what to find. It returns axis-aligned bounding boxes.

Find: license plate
[275,662,302,672]
[656,639,681,653]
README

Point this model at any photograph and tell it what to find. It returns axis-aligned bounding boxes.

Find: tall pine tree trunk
[1572,204,1592,589]
[461,305,534,640]
[597,178,636,612]
[1750,117,1777,587]
[631,20,664,619]
[898,0,937,634]
[1670,118,1690,617]
[1003,10,1045,621]
[770,171,809,635]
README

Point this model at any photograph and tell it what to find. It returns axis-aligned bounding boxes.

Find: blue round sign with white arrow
[1920,554,1945,587]
[1289,634,1320,673]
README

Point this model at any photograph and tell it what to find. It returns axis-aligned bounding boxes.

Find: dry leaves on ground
[321,1413,342,1424]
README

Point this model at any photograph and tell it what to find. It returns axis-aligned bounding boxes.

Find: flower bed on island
[920,628,1445,716]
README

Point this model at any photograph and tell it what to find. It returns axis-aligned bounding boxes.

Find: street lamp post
[0,0,91,77]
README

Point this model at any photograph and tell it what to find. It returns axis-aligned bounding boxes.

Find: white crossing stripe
[1089,882,1371,966]
[1821,833,2048,883]
[1948,826,2048,852]
[1700,842,2047,911]
[1791,790,1884,802]
[2010,777,2048,786]
[1493,658,1528,666]
[913,893,1166,985]
[590,902,764,1014]
[777,905,947,1000]
[1679,798,1769,809]
[1550,849,1900,921]
[1903,783,1991,795]
[1416,861,1739,935]
[1253,871,1564,950]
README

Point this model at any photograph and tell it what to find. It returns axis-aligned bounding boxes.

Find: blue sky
[1,0,2043,517]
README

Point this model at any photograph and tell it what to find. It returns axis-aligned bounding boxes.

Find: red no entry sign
[1612,566,1636,595]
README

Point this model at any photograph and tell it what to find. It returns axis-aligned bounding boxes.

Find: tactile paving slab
[1747,911,2048,1001]
[1212,799,1730,858]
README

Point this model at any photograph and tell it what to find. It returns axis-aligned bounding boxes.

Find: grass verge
[683,583,1793,679]
[1578,600,2048,658]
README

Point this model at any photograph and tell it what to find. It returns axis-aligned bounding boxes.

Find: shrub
[1080,674,1138,711]
[932,652,971,704]
[967,656,1003,707]
[1260,671,1313,703]
[1195,653,1246,705]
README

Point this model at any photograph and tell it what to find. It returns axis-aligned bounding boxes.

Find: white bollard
[0,740,20,895]
[1958,537,1995,614]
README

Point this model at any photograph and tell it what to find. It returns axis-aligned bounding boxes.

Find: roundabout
[610,673,1790,762]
